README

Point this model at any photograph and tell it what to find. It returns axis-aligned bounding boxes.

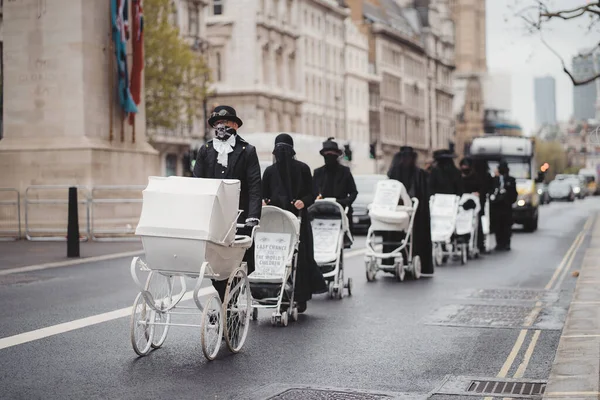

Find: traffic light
[540,162,549,172]
[369,142,376,159]
[344,144,352,161]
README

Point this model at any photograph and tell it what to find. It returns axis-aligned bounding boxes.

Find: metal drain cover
[432,375,547,399]
[267,389,392,400]
[462,289,558,303]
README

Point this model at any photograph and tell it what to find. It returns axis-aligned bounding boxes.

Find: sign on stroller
[308,198,353,299]
[129,177,256,361]
[248,206,301,327]
[364,180,421,282]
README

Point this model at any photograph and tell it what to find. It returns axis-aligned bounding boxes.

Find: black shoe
[297,302,307,313]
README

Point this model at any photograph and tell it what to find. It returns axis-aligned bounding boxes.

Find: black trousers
[477,209,486,251]
[380,231,407,265]
[492,208,512,250]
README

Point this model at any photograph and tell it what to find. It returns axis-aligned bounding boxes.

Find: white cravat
[213,135,236,168]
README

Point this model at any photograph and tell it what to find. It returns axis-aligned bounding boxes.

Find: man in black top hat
[193,105,262,300]
[313,138,358,246]
[490,160,518,251]
[429,149,464,196]
[387,146,434,274]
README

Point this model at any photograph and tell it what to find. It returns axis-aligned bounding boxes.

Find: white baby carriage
[481,195,491,252]
[364,180,421,282]
[455,194,482,260]
[308,198,354,299]
[129,177,256,361]
[248,205,301,327]
[430,194,461,266]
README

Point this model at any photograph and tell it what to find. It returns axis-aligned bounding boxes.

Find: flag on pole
[111,0,138,115]
[129,0,144,124]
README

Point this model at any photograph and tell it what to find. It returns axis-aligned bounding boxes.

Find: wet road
[0,198,598,399]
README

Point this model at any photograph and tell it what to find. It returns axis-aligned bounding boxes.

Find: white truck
[469,136,543,232]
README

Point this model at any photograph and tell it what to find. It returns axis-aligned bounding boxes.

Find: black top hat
[320,137,343,156]
[399,146,415,154]
[208,105,243,128]
[433,149,456,159]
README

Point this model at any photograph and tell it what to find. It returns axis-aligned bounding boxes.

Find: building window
[166,154,178,177]
[213,0,223,15]
[188,4,199,36]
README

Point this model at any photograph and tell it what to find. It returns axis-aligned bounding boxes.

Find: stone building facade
[205,0,303,134]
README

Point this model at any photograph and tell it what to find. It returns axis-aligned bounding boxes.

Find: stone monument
[0,0,159,191]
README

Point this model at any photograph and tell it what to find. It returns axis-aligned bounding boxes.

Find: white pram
[430,194,462,266]
[364,180,421,281]
[248,205,301,327]
[455,194,482,260]
[308,198,353,299]
[129,177,255,361]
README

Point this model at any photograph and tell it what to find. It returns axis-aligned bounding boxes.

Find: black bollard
[67,187,80,258]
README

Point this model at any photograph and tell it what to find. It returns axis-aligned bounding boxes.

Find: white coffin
[136,176,241,245]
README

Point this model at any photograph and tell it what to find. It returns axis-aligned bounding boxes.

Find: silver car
[548,179,575,202]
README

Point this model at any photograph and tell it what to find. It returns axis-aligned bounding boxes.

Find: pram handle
[236,223,259,242]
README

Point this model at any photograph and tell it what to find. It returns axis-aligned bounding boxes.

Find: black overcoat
[387,164,434,274]
[429,165,464,196]
[193,135,262,223]
[490,174,518,230]
[263,160,327,302]
[312,164,358,223]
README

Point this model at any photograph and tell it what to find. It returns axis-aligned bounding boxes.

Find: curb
[544,213,600,399]
[0,250,145,276]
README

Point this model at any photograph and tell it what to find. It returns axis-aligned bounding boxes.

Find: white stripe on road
[0,250,365,350]
[0,250,145,276]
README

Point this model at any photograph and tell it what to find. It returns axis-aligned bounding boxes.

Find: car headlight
[537,189,543,195]
[573,187,581,193]
[517,199,526,207]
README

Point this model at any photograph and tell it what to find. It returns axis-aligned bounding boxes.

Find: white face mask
[215,124,236,141]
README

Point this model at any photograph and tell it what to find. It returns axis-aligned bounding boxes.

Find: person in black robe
[313,137,358,246]
[490,161,518,251]
[472,158,494,254]
[429,149,464,196]
[262,133,327,313]
[193,106,262,301]
[386,146,434,274]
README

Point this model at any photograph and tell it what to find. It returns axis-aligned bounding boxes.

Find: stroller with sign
[129,177,256,361]
[308,198,353,299]
[248,205,301,327]
[430,194,463,266]
[455,194,482,260]
[364,180,421,282]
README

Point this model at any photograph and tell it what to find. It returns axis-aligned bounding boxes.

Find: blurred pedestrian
[386,146,434,274]
[193,105,261,301]
[313,137,358,246]
[262,133,327,313]
[429,149,464,196]
[490,160,518,251]
[473,158,493,253]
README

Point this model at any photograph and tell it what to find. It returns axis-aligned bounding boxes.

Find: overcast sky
[486,0,599,135]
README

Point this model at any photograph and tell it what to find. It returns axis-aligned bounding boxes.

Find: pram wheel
[460,245,468,265]
[395,262,406,282]
[409,255,421,280]
[223,267,251,353]
[130,292,155,357]
[291,307,299,322]
[365,258,377,282]
[328,281,335,299]
[252,308,258,321]
[201,294,223,361]
[147,273,173,349]
[433,244,444,267]
[346,278,353,296]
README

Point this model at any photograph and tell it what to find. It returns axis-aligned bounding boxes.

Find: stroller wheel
[395,262,405,282]
[270,313,277,327]
[281,311,289,327]
[365,259,377,282]
[346,278,353,296]
[460,245,468,265]
[291,307,299,322]
[411,256,422,280]
[328,281,335,299]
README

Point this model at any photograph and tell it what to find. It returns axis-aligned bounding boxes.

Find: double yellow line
[484,215,594,400]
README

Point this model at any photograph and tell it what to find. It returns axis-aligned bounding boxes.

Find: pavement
[0,198,598,399]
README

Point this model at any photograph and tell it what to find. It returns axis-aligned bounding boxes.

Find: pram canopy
[135,177,247,276]
[308,199,351,265]
[369,180,415,231]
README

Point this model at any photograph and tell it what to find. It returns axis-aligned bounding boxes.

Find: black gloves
[462,199,477,210]
[239,218,259,237]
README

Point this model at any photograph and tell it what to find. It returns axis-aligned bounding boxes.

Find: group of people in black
[194,105,518,313]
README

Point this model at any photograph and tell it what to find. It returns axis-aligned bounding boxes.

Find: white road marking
[0,250,145,276]
[0,248,366,350]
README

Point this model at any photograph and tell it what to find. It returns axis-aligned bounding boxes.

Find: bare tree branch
[539,35,600,86]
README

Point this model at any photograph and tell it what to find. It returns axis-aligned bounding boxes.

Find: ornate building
[205,0,303,134]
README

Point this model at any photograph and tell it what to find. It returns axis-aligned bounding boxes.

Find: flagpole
[108,0,114,142]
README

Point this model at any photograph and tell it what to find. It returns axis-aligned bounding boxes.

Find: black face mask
[324,154,339,166]
[461,168,471,175]
[215,124,236,141]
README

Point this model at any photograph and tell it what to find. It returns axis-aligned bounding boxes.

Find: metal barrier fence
[25,185,90,241]
[0,188,21,241]
[90,185,145,241]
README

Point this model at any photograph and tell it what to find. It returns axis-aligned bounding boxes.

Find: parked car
[536,183,551,205]
[351,174,388,234]
[548,179,575,202]
[557,175,585,199]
